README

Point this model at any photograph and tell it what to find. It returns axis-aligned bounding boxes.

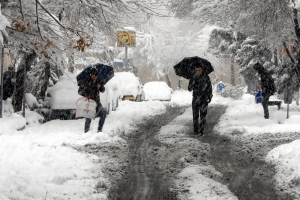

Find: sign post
[284,81,294,119]
[117,30,136,72]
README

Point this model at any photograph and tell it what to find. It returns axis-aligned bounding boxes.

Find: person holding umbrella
[188,63,213,136]
[174,56,214,136]
[78,67,107,133]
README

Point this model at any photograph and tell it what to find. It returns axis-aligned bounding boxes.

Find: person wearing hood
[253,62,276,119]
[188,64,213,136]
[3,66,15,100]
[78,67,106,133]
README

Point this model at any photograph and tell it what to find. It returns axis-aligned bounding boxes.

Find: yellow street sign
[117,31,136,47]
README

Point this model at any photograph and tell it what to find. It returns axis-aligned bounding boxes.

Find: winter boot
[198,131,204,137]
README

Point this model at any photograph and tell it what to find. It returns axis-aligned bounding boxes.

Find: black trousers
[192,97,208,134]
[261,94,282,118]
[84,103,107,133]
[3,86,13,100]
[262,93,271,119]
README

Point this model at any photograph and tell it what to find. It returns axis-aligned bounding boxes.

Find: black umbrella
[76,63,114,86]
[173,56,214,79]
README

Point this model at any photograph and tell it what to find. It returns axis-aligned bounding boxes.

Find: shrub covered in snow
[220,85,244,99]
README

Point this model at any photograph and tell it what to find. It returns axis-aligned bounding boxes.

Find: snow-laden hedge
[220,85,244,100]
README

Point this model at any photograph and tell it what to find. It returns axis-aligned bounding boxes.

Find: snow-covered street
[1,90,300,199]
[1,1,300,199]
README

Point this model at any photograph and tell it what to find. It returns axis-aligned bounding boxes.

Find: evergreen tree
[208,27,246,86]
[235,37,274,94]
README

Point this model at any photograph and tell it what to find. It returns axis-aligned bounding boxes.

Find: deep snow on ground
[1,89,300,199]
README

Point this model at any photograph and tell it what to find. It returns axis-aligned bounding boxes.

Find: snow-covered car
[142,81,173,101]
[47,73,121,120]
[100,75,122,114]
[115,72,144,102]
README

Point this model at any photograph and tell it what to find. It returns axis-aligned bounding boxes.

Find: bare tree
[1,0,164,111]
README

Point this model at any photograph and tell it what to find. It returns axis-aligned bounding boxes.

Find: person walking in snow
[188,64,213,136]
[3,66,15,101]
[253,62,276,119]
[78,67,106,133]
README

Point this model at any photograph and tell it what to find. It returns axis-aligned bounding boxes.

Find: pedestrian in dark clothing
[3,66,15,100]
[253,62,276,119]
[188,65,213,136]
[78,67,106,133]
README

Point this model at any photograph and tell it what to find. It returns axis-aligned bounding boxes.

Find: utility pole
[22,60,26,117]
[124,46,128,71]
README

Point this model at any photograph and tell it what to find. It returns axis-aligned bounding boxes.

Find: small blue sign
[217,82,225,93]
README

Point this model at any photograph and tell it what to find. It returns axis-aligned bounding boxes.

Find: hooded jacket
[78,77,105,104]
[3,70,14,89]
[188,73,213,102]
[253,63,276,96]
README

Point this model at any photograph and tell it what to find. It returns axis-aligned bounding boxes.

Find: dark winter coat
[253,63,276,96]
[188,73,213,102]
[78,77,105,104]
[3,71,14,100]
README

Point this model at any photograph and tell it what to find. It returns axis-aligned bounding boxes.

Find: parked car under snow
[115,72,144,102]
[47,73,122,120]
[142,81,173,101]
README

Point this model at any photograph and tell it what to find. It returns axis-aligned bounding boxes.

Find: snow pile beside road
[266,139,300,198]
[0,113,26,133]
[176,165,238,200]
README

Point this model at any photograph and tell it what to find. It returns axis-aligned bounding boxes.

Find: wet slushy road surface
[84,104,299,200]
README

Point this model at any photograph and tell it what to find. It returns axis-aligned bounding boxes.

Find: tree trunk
[54,65,63,78]
[68,51,74,73]
[39,62,51,101]
[165,74,172,88]
[274,48,278,66]
[231,54,235,86]
[296,85,299,106]
[244,75,257,94]
[13,51,37,112]
[292,8,300,81]
[177,77,182,90]
[32,69,45,96]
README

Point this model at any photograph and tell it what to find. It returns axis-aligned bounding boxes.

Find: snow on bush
[0,113,26,133]
[3,98,14,116]
[47,74,81,110]
[25,93,43,110]
[220,85,244,99]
